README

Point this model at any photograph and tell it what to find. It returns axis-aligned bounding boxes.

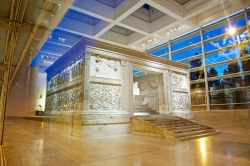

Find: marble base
[26,113,130,137]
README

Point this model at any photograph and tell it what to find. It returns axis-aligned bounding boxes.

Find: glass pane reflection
[209,87,250,110]
[172,45,202,61]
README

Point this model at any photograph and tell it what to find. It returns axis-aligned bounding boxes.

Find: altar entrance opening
[132,65,164,116]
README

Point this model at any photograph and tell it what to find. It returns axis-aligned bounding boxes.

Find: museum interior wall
[6,67,38,117]
[5,7,250,131]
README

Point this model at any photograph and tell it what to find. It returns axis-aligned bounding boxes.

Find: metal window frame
[147,9,250,111]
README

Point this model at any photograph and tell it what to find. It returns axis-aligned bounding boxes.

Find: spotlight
[227,26,236,35]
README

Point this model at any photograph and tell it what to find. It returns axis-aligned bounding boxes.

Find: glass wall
[146,9,250,111]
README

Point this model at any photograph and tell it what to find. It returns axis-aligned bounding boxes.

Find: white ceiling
[60,0,250,52]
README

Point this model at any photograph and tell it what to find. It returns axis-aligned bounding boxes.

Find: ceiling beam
[56,27,137,50]
[73,0,115,21]
[94,0,146,38]
[148,0,197,28]
[227,0,244,11]
[39,51,62,57]
[184,0,225,19]
[45,41,72,48]
[70,5,112,23]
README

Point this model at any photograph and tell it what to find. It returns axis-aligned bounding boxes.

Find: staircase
[131,115,219,141]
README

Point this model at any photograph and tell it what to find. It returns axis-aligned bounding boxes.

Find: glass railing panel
[191,92,207,105]
[191,82,206,93]
[209,87,250,110]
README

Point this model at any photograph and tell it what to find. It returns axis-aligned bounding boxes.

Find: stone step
[175,129,215,138]
[155,119,191,123]
[172,126,209,133]
[177,131,220,141]
[172,124,202,129]
[160,124,200,130]
[152,121,194,126]
[143,116,181,120]
[170,123,199,128]
[132,115,219,141]
[143,119,182,123]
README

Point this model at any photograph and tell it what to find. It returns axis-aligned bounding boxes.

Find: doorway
[132,65,165,116]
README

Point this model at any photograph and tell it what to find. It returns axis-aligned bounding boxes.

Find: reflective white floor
[3,118,250,166]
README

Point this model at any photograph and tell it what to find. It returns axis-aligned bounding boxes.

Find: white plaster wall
[6,67,38,117]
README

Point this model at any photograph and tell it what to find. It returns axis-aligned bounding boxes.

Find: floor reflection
[34,138,44,154]
[197,137,209,166]
[3,118,250,166]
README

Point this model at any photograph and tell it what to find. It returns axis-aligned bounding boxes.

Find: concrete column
[162,70,172,114]
[157,73,166,114]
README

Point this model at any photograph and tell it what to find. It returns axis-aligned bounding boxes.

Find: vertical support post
[199,28,210,111]
[0,47,14,145]
[128,62,134,116]
[168,40,172,61]
[244,9,250,41]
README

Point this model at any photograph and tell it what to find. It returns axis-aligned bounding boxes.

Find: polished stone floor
[3,118,250,166]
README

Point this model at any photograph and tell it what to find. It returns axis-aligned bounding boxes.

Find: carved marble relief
[169,71,190,112]
[45,46,191,115]
[89,83,121,111]
[172,92,189,111]
[46,59,85,113]
[90,76,121,85]
[87,54,123,112]
[171,72,188,90]
[90,56,121,80]
[46,85,84,112]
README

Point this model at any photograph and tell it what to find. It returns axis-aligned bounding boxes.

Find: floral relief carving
[172,92,189,111]
[171,72,187,89]
[89,83,121,111]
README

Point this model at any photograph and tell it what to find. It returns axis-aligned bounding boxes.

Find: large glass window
[147,43,169,60]
[171,33,201,51]
[146,9,250,111]
[190,82,207,111]
[206,48,241,65]
[172,45,202,61]
[203,12,246,40]
[171,30,201,61]
[182,56,203,68]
